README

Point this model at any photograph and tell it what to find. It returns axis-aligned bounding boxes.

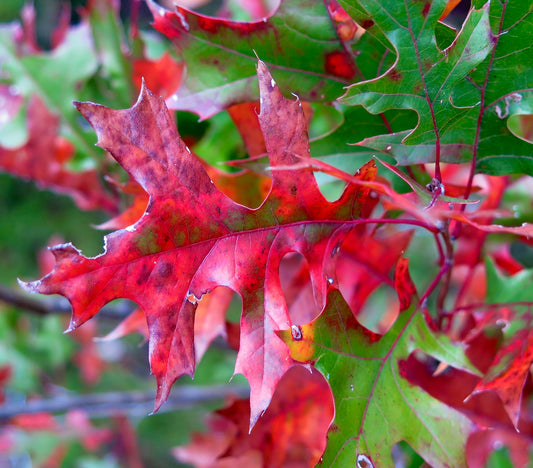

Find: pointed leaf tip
[64,318,77,334]
[17,278,38,294]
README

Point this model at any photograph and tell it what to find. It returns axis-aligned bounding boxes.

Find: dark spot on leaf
[324,51,356,80]
[421,2,431,17]
[197,16,219,34]
[361,326,380,343]
[388,68,402,82]
[158,261,173,278]
[361,19,374,29]
[136,263,152,285]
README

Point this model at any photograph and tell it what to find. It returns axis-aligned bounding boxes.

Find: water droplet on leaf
[291,324,302,340]
[356,454,374,468]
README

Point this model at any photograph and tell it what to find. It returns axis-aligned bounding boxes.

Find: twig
[0,385,250,420]
[0,283,133,320]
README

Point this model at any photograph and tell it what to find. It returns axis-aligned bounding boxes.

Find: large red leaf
[21,61,379,426]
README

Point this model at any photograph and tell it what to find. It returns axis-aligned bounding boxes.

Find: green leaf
[148,0,363,118]
[278,290,478,467]
[346,1,533,173]
[341,0,492,154]
[446,2,533,174]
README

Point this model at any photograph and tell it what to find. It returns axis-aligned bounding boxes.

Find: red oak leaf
[0,96,116,212]
[471,329,533,429]
[227,101,313,159]
[21,61,379,426]
[98,162,269,233]
[173,366,333,467]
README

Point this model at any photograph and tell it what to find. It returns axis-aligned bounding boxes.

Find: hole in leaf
[356,284,399,334]
[391,440,425,467]
[279,252,320,325]
[508,114,533,144]
[336,226,404,333]
[194,286,241,358]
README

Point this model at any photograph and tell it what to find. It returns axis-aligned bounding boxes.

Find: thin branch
[0,283,133,320]
[0,385,250,420]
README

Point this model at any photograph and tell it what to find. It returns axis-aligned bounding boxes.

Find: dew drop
[327,277,334,285]
[270,78,276,88]
[125,225,136,232]
[291,324,303,341]
[350,384,354,391]
[186,291,201,304]
[356,454,374,468]
[385,145,392,151]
